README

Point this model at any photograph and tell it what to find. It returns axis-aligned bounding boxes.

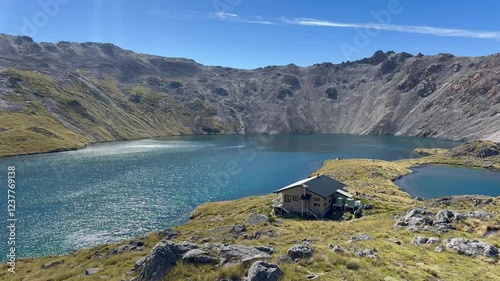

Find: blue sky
[0,0,499,69]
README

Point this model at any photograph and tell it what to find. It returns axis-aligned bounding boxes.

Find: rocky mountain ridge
[0,34,499,156]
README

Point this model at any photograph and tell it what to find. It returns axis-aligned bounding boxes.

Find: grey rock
[306,274,319,280]
[435,246,444,253]
[388,238,401,245]
[427,237,441,244]
[355,248,377,258]
[404,208,431,221]
[276,255,293,264]
[246,214,270,225]
[412,236,428,246]
[395,208,434,231]
[287,243,313,259]
[230,224,247,236]
[348,233,373,242]
[435,209,463,224]
[173,241,199,255]
[444,238,499,257]
[332,245,347,252]
[246,261,283,281]
[468,210,490,220]
[182,249,217,264]
[135,240,178,281]
[220,245,273,265]
[1,35,499,145]
[254,246,275,254]
[40,259,64,269]
[85,268,101,275]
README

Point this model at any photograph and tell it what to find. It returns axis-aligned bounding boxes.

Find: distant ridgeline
[0,34,499,156]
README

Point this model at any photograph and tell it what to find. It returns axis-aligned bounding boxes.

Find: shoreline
[8,144,500,261]
[0,132,464,159]
[2,142,499,280]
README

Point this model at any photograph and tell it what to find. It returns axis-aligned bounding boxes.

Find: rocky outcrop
[230,224,247,237]
[246,261,283,281]
[354,248,377,259]
[388,238,401,245]
[182,249,217,264]
[84,267,101,275]
[246,214,270,225]
[220,245,274,265]
[444,238,499,257]
[134,240,178,281]
[1,34,499,156]
[411,236,428,246]
[287,242,313,260]
[395,208,492,233]
[133,240,276,281]
[348,233,373,242]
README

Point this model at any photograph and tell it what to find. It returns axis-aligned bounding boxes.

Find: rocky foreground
[2,142,499,281]
[1,34,500,157]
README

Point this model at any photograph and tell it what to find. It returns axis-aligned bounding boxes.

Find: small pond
[395,165,500,199]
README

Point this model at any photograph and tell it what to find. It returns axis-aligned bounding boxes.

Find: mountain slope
[0,34,499,156]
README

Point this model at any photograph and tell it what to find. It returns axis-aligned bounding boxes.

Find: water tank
[336,197,343,205]
[346,198,355,208]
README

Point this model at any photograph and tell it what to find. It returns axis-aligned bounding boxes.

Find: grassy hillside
[0,69,232,157]
[2,144,499,281]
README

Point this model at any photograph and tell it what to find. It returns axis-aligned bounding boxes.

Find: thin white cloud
[285,18,500,39]
[213,12,238,20]
[148,11,499,39]
[211,12,273,25]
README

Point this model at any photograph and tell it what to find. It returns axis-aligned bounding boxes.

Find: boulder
[348,233,373,242]
[276,255,293,264]
[427,237,441,244]
[444,238,499,257]
[388,238,401,245]
[173,241,199,255]
[135,240,178,281]
[404,208,430,221]
[412,236,428,246]
[287,243,313,260]
[182,249,217,264]
[246,261,283,281]
[246,214,270,225]
[435,209,463,224]
[332,245,347,253]
[220,245,273,265]
[85,268,101,275]
[40,259,64,269]
[468,210,490,220]
[230,224,247,236]
[395,208,434,231]
[355,248,377,259]
[435,246,444,253]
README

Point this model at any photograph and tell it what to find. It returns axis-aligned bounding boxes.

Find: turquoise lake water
[0,134,462,258]
[395,165,500,199]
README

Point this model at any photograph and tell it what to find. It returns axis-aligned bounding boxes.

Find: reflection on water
[0,134,460,258]
[395,165,500,199]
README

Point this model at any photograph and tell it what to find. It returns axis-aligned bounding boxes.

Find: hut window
[292,196,299,201]
[284,195,291,203]
[313,203,320,207]
[314,197,320,201]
